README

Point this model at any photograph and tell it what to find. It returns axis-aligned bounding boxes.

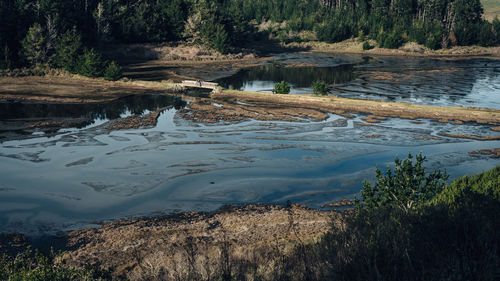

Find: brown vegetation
[0,76,175,103]
[206,90,500,126]
[106,111,162,131]
[440,134,500,141]
[469,148,500,158]
[58,204,334,280]
[287,39,500,58]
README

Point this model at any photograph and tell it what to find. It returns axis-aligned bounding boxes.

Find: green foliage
[434,166,500,205]
[479,21,498,47]
[411,21,444,50]
[360,152,448,213]
[22,23,48,66]
[0,44,12,70]
[378,29,406,49]
[362,41,372,50]
[2,0,500,71]
[212,25,230,54]
[53,28,83,73]
[274,81,290,94]
[494,17,500,38]
[311,80,329,95]
[316,17,353,43]
[454,22,481,46]
[104,61,122,81]
[78,49,105,78]
[0,247,109,280]
[323,164,500,281]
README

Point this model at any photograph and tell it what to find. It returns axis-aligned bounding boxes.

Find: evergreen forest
[1,0,500,77]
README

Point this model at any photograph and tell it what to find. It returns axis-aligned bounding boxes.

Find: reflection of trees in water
[217,57,500,107]
[0,95,186,121]
[337,58,500,106]
[217,63,358,89]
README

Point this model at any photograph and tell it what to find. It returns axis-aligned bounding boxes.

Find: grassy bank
[286,38,500,58]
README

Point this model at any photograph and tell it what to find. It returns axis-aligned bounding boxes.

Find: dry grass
[59,204,335,281]
[286,39,500,58]
[483,0,500,21]
[0,76,182,103]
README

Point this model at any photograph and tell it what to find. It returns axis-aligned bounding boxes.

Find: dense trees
[1,0,499,73]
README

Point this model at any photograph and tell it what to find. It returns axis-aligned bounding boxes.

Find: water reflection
[0,94,186,122]
[217,54,500,109]
[217,62,358,92]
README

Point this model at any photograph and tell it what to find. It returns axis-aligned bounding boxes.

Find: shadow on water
[216,62,358,91]
[0,95,187,123]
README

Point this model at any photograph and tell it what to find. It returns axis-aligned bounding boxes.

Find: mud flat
[0,76,181,103]
[53,204,334,280]
[201,90,500,127]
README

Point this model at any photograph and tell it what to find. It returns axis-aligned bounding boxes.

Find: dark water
[0,55,500,236]
[216,54,500,109]
[0,94,186,122]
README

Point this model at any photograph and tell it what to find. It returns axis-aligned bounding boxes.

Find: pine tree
[78,48,105,78]
[22,23,48,66]
[53,27,83,72]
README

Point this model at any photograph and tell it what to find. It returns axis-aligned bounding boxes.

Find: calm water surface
[216,53,500,109]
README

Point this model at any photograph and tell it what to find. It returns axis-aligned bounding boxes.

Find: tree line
[1,0,500,75]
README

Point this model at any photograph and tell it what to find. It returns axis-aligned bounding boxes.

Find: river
[1,53,499,235]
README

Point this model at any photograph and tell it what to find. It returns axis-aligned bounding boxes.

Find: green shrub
[479,21,498,47]
[324,162,500,281]
[78,49,105,78]
[0,44,12,70]
[316,18,352,43]
[274,81,290,94]
[104,61,122,81]
[311,80,329,95]
[455,22,480,46]
[0,247,110,280]
[380,30,406,49]
[21,23,48,66]
[359,152,448,213]
[212,24,230,54]
[53,27,83,73]
[362,41,372,50]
